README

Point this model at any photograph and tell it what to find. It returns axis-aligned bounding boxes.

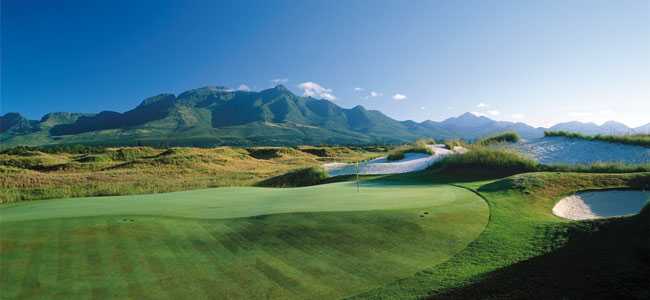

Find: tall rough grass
[545,131,650,147]
[387,139,434,161]
[0,146,382,203]
[478,132,520,145]
[256,166,328,187]
[432,147,539,175]
[431,145,650,176]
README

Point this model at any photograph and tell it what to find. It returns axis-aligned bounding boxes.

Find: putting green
[0,181,488,299]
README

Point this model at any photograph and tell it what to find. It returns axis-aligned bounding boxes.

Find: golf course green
[0,180,488,299]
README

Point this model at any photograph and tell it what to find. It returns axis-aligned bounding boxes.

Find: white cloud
[420,106,426,110]
[354,87,364,92]
[477,102,488,108]
[298,81,336,100]
[237,84,251,91]
[511,113,525,119]
[362,91,383,99]
[471,110,499,118]
[271,78,288,85]
[599,109,616,116]
[568,111,593,117]
[393,93,407,101]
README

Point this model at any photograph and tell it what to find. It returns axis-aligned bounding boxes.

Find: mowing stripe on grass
[17,223,46,299]
[107,222,148,299]
[1,182,489,299]
[158,219,216,300]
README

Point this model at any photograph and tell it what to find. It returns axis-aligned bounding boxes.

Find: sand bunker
[323,145,459,177]
[511,136,650,165]
[553,190,650,220]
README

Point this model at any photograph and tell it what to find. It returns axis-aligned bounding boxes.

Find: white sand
[323,145,458,177]
[510,136,650,165]
[553,190,650,220]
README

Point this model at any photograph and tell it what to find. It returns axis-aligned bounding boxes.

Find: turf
[0,181,488,299]
[350,172,649,299]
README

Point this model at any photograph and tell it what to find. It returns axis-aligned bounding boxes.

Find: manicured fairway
[0,181,488,299]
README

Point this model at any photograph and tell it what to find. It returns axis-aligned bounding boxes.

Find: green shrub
[256,166,328,187]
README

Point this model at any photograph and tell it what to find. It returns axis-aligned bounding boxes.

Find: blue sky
[2,0,649,127]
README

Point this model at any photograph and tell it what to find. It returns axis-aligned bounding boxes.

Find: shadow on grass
[430,207,650,300]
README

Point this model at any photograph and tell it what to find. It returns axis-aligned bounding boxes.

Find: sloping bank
[349,172,650,299]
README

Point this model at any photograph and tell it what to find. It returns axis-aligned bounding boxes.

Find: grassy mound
[431,146,650,177]
[477,131,520,145]
[0,146,380,203]
[246,147,305,160]
[0,152,68,170]
[545,130,650,147]
[387,139,434,161]
[75,154,113,163]
[352,171,650,299]
[0,182,487,299]
[257,166,328,187]
[298,146,352,157]
[542,162,650,173]
[433,201,650,299]
[432,147,539,176]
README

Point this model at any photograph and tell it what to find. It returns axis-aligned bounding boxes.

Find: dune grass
[0,181,488,300]
[477,132,520,145]
[0,146,383,203]
[257,166,328,187]
[430,147,539,176]
[386,139,434,161]
[545,130,650,147]
[430,145,650,176]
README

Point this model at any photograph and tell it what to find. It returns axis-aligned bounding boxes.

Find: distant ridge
[0,86,646,148]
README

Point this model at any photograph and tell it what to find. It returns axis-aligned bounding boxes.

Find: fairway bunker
[323,145,456,176]
[552,190,650,220]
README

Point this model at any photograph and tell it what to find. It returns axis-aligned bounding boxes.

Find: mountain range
[1,85,648,148]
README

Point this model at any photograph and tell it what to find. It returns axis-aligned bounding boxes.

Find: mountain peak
[138,93,176,107]
[273,84,289,91]
[442,112,494,127]
[459,112,478,118]
[602,120,627,126]
[351,105,367,111]
[1,112,24,119]
[0,112,36,133]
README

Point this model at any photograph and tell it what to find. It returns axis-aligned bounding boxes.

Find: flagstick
[356,160,360,192]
